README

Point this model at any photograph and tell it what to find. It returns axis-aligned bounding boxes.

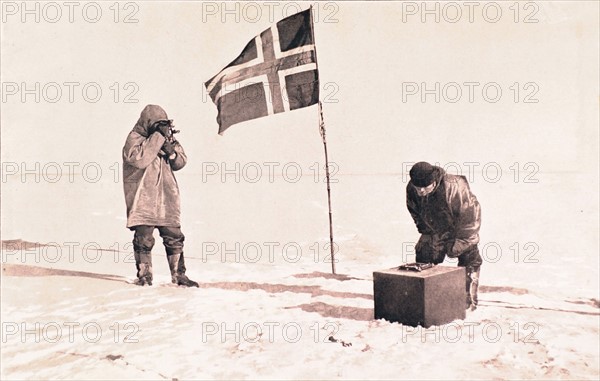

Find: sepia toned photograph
[1,1,598,379]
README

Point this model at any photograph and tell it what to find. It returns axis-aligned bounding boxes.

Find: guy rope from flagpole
[318,101,336,274]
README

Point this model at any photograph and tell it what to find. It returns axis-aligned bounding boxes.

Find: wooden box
[373,266,466,327]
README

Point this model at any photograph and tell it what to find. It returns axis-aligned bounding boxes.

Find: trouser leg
[158,226,185,256]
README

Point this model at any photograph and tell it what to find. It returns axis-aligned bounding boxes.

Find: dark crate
[373,266,466,327]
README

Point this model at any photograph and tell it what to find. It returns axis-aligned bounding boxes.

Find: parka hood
[133,104,168,137]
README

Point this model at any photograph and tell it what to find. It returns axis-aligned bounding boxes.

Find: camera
[151,119,180,142]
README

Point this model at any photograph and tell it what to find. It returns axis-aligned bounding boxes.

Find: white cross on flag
[205,8,319,135]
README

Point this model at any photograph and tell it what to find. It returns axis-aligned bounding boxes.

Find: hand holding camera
[151,119,180,142]
[150,119,181,159]
[151,119,173,137]
[162,140,176,156]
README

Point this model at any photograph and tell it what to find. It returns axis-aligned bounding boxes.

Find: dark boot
[134,252,153,286]
[167,253,199,287]
[465,266,480,310]
[468,267,480,311]
[458,247,482,311]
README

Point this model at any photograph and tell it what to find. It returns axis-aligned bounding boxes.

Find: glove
[151,120,172,138]
[157,124,171,138]
[446,240,460,258]
[162,140,176,157]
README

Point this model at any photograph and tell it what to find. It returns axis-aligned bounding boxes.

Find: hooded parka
[123,105,187,229]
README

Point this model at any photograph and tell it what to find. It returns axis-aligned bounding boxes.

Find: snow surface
[1,174,598,380]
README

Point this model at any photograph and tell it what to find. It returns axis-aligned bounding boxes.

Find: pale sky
[1,1,598,174]
[1,1,599,248]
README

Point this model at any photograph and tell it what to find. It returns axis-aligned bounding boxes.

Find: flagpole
[310,6,336,275]
[318,102,336,274]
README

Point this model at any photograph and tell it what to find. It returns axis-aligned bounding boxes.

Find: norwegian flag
[205,8,319,135]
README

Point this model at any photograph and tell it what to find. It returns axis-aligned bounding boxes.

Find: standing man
[122,104,199,287]
[406,161,482,310]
